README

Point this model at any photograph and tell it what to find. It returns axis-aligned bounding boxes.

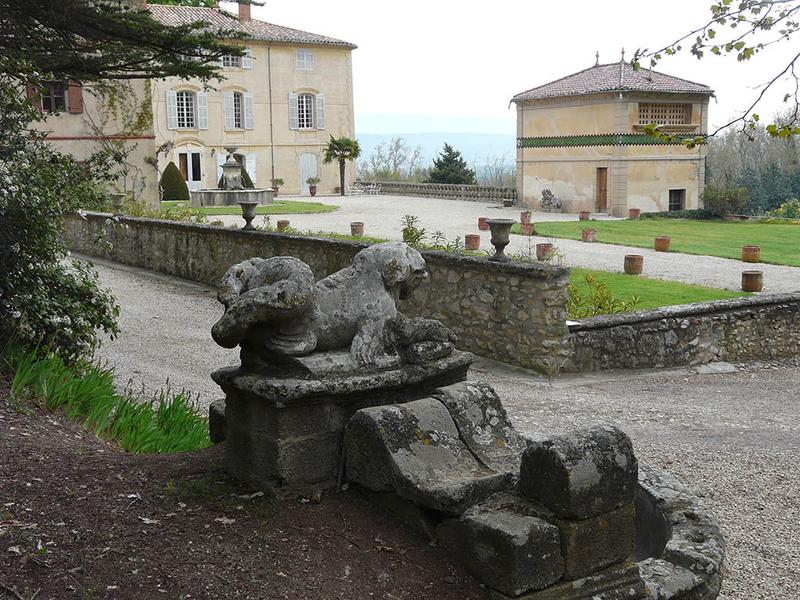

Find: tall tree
[427,143,476,185]
[0,0,245,84]
[634,0,800,140]
[323,136,361,196]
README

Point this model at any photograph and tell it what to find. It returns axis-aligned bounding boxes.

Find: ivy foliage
[427,143,476,185]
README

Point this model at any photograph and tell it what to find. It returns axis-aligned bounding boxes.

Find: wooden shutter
[223,91,235,129]
[288,92,299,130]
[166,90,178,129]
[67,81,83,114]
[315,94,325,130]
[244,92,254,129]
[216,152,226,184]
[197,91,208,130]
[246,153,256,185]
[26,83,41,112]
[242,47,253,69]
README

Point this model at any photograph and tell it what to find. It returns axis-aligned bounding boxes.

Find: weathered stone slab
[557,503,636,580]
[519,425,638,519]
[432,382,528,474]
[437,508,564,596]
[209,398,227,444]
[344,399,512,514]
[489,561,647,600]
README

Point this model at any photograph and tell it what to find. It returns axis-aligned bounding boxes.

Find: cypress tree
[160,161,190,202]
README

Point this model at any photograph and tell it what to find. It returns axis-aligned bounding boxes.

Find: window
[222,54,241,68]
[232,92,243,128]
[176,91,196,129]
[42,82,67,112]
[295,49,315,72]
[289,92,325,130]
[297,93,314,129]
[669,189,686,211]
[224,91,253,129]
[638,103,691,125]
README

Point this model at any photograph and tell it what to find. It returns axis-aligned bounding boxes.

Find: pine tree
[161,162,190,202]
[427,143,476,185]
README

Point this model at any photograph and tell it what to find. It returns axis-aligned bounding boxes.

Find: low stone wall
[359,180,517,203]
[63,212,569,372]
[564,294,800,372]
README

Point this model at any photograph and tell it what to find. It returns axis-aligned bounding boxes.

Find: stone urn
[478,216,489,231]
[519,222,534,236]
[111,192,126,216]
[742,245,761,263]
[350,221,364,237]
[579,210,591,221]
[581,228,598,243]
[277,219,290,232]
[238,200,259,230]
[464,233,481,251]
[654,236,671,252]
[628,208,641,220]
[520,210,532,224]
[742,270,763,292]
[536,242,554,261]
[624,254,643,275]
[485,218,515,262]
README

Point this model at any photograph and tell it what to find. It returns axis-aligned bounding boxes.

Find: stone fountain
[207,242,724,600]
[190,146,274,208]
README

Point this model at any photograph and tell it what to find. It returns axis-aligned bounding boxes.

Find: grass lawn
[518,218,800,267]
[570,268,747,312]
[162,199,339,215]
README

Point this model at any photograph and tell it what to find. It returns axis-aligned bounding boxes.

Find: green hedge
[641,209,716,220]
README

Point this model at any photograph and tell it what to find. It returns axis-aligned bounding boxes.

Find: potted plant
[270,178,284,197]
[306,176,320,197]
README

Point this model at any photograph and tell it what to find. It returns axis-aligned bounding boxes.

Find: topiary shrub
[160,161,190,202]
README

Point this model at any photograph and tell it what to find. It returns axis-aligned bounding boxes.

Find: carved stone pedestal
[211,350,473,490]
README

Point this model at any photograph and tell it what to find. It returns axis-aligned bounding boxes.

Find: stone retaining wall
[359,180,517,203]
[63,212,569,372]
[564,294,800,372]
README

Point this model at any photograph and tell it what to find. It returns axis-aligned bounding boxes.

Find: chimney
[239,1,251,20]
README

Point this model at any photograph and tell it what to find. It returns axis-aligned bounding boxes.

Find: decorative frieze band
[517,133,706,148]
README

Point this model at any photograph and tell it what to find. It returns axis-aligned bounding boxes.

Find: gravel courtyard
[90,257,800,600]
[213,194,800,293]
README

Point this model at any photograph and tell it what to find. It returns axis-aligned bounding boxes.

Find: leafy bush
[160,161,190,201]
[567,274,640,319]
[0,83,120,361]
[701,185,749,217]
[766,198,800,219]
[124,198,207,223]
[401,214,427,245]
[640,209,716,220]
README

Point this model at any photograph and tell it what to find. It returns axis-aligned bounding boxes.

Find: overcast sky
[231,0,799,135]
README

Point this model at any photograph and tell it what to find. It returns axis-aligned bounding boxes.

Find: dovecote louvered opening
[638,103,691,125]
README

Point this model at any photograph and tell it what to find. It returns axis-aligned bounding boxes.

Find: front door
[596,167,608,212]
[177,148,203,191]
[299,153,318,196]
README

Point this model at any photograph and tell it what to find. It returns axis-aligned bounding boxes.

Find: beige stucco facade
[33,4,355,207]
[515,92,710,216]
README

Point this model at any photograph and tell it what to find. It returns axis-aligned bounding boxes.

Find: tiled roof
[147,4,357,49]
[512,62,712,102]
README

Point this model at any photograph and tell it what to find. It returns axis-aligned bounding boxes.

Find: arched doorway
[175,144,204,192]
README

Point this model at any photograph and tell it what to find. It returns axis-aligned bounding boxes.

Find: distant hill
[356,132,516,170]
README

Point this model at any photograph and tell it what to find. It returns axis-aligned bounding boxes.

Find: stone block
[344,399,512,514]
[437,508,564,596]
[519,425,638,519]
[432,382,528,474]
[209,398,227,444]
[557,503,636,580]
[489,561,646,600]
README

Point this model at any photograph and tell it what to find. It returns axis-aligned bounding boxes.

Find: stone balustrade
[358,180,517,203]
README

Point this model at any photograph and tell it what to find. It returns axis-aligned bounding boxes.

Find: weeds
[567,273,640,319]
[2,346,210,453]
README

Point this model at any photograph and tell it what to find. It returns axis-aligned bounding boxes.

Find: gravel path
[90,257,800,599]
[215,194,800,293]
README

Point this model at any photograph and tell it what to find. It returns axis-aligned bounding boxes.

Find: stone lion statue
[211,242,456,372]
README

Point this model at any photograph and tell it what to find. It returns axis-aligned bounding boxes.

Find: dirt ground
[0,379,489,600]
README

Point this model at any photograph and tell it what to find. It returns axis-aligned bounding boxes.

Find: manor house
[30,1,356,204]
[511,57,713,216]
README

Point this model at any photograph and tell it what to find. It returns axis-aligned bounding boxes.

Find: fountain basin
[190,187,274,208]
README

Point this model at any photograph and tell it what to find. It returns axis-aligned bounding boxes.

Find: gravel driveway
[213,194,800,293]
[89,256,800,599]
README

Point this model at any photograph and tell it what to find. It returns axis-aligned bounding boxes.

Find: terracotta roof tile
[512,62,712,102]
[147,4,357,49]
